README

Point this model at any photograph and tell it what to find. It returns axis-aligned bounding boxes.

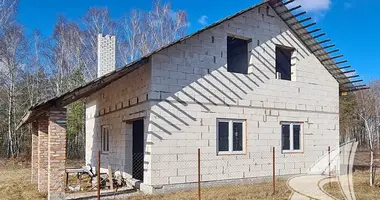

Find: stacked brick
[31,122,39,184]
[48,109,67,196]
[38,118,49,193]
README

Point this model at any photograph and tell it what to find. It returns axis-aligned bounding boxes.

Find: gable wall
[146,3,339,187]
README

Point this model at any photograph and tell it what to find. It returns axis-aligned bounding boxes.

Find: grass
[0,166,45,200]
[323,171,380,200]
[2,159,380,200]
[124,180,291,200]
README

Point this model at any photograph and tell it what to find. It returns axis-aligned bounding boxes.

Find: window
[217,119,246,154]
[101,126,109,153]
[281,122,303,153]
[275,46,294,81]
[227,36,249,74]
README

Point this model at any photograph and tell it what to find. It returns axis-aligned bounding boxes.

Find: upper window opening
[227,36,249,74]
[276,46,294,81]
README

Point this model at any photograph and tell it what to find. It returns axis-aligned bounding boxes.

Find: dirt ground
[2,158,380,200]
[0,160,45,200]
[124,181,290,200]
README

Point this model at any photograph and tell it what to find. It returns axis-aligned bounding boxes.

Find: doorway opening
[132,119,144,181]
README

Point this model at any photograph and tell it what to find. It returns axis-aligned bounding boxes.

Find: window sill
[217,151,246,156]
[282,150,303,154]
[101,152,109,155]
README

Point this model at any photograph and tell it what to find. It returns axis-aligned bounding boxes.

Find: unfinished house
[19,0,367,198]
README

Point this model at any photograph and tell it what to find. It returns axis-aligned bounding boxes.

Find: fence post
[272,146,275,195]
[97,151,101,200]
[328,146,331,177]
[328,146,331,187]
[198,148,201,200]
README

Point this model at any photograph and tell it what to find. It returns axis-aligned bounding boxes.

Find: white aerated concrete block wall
[85,63,151,178]
[146,4,339,189]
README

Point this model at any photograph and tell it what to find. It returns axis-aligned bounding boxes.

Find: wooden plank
[108,165,114,190]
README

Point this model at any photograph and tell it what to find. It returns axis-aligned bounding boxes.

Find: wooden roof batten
[267,0,366,93]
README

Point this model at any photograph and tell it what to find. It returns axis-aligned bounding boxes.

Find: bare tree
[357,88,379,186]
[0,23,27,157]
[0,0,17,27]
[118,0,188,65]
[81,7,115,80]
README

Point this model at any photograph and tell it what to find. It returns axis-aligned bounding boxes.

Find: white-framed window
[217,119,246,155]
[281,122,303,153]
[101,125,110,153]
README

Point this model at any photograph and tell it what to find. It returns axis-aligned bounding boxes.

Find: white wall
[85,63,151,177]
[146,4,339,187]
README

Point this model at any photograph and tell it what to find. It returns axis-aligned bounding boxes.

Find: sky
[17,0,380,83]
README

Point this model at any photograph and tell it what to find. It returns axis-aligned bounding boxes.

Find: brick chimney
[97,34,116,77]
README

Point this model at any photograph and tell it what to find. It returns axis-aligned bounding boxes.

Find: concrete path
[287,175,336,200]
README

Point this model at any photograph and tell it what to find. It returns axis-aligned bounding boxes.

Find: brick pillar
[31,121,39,184]
[48,109,67,199]
[38,118,49,193]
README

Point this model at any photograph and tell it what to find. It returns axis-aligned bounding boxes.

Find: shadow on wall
[147,28,308,143]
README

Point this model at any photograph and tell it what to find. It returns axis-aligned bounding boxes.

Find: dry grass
[323,171,380,200]
[123,180,291,200]
[2,158,380,200]
[0,163,45,200]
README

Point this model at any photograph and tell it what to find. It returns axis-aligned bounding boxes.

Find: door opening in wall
[132,119,144,181]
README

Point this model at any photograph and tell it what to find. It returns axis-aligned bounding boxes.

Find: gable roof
[18,0,366,127]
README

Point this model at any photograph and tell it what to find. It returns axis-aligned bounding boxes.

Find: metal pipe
[284,12,307,21]
[273,0,295,8]
[341,79,363,85]
[289,17,312,26]
[336,70,356,75]
[312,44,334,53]
[272,147,276,195]
[198,148,201,200]
[313,33,326,39]
[321,55,344,62]
[331,60,348,65]
[302,28,321,35]
[318,49,339,56]
[348,84,367,88]
[296,22,316,30]
[345,75,360,79]
[339,66,352,70]
[278,5,302,15]
[323,44,336,49]
[319,39,331,45]
[344,87,370,92]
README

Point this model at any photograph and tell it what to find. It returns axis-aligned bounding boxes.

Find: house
[19,0,366,199]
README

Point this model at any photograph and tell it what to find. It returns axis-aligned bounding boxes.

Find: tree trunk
[7,76,14,158]
[370,150,375,186]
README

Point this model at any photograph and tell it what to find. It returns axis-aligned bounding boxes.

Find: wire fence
[65,147,336,200]
[135,146,334,200]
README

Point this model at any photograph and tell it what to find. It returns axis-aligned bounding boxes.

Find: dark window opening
[276,46,293,81]
[293,125,301,150]
[101,126,109,153]
[232,122,243,151]
[282,124,290,151]
[218,122,229,152]
[227,36,248,74]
